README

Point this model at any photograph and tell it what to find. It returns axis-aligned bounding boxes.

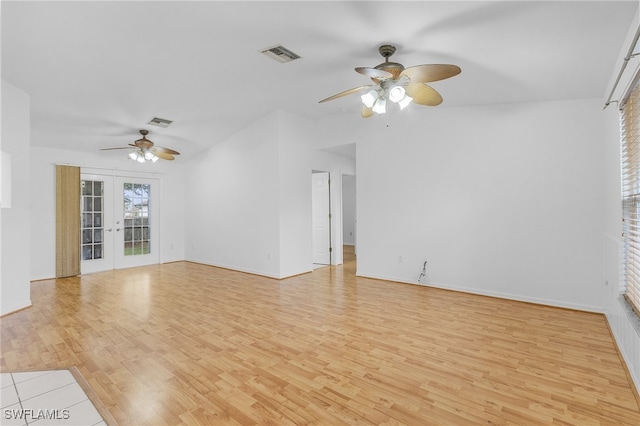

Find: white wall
[183,108,352,278]
[278,110,314,277]
[30,146,186,280]
[184,111,280,277]
[342,175,356,245]
[319,99,606,313]
[1,80,31,315]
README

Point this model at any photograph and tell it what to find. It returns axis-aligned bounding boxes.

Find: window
[621,78,640,316]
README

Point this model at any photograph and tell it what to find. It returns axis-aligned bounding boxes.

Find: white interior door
[80,174,159,273]
[312,171,331,265]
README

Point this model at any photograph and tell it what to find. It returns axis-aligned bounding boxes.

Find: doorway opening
[342,173,356,267]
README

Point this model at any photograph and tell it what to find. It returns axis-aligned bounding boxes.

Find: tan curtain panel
[56,165,80,277]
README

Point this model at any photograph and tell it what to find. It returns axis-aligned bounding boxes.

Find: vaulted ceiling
[2,1,637,160]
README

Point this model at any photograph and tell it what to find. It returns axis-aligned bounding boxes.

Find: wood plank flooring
[2,246,639,425]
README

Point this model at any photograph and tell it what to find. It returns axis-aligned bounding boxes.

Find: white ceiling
[2,1,637,161]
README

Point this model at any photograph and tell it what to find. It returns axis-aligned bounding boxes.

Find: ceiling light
[398,95,413,110]
[361,90,378,108]
[372,97,387,114]
[320,44,461,118]
[359,82,413,115]
[388,85,406,103]
[128,149,159,164]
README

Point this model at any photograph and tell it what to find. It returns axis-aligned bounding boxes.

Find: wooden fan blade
[355,67,393,80]
[400,64,461,83]
[153,151,175,161]
[405,83,443,106]
[361,105,373,118]
[152,146,180,155]
[100,147,135,151]
[319,85,371,103]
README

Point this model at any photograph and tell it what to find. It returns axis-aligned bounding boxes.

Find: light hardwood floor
[2,246,639,425]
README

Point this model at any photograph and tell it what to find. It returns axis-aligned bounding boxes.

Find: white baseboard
[356,271,603,313]
[1,301,32,317]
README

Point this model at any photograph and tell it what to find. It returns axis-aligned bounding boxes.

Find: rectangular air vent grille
[261,45,301,63]
[147,117,173,128]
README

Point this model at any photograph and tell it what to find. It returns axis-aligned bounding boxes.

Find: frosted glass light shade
[389,85,406,103]
[372,97,386,114]
[361,90,378,108]
[398,95,413,110]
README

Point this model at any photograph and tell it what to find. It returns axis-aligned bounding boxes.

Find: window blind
[621,78,640,316]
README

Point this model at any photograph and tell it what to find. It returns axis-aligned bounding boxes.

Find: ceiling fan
[101,129,181,162]
[319,44,461,117]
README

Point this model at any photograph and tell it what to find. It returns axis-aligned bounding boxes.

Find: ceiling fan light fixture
[388,85,406,103]
[104,129,180,163]
[361,90,378,108]
[319,44,460,118]
[372,97,387,114]
[398,95,413,110]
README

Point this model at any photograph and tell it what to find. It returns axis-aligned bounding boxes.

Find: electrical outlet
[398,256,404,263]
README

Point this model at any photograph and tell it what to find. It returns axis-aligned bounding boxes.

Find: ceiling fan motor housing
[374,44,404,80]
[374,61,404,79]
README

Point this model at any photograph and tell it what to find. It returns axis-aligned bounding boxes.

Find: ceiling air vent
[260,45,301,63]
[147,117,173,128]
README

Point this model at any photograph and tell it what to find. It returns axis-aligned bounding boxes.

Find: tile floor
[1,370,106,426]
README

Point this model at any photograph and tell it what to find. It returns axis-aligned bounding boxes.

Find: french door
[80,174,159,274]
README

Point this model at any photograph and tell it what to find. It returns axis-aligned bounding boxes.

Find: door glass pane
[123,182,151,256]
[82,213,92,228]
[81,180,104,261]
